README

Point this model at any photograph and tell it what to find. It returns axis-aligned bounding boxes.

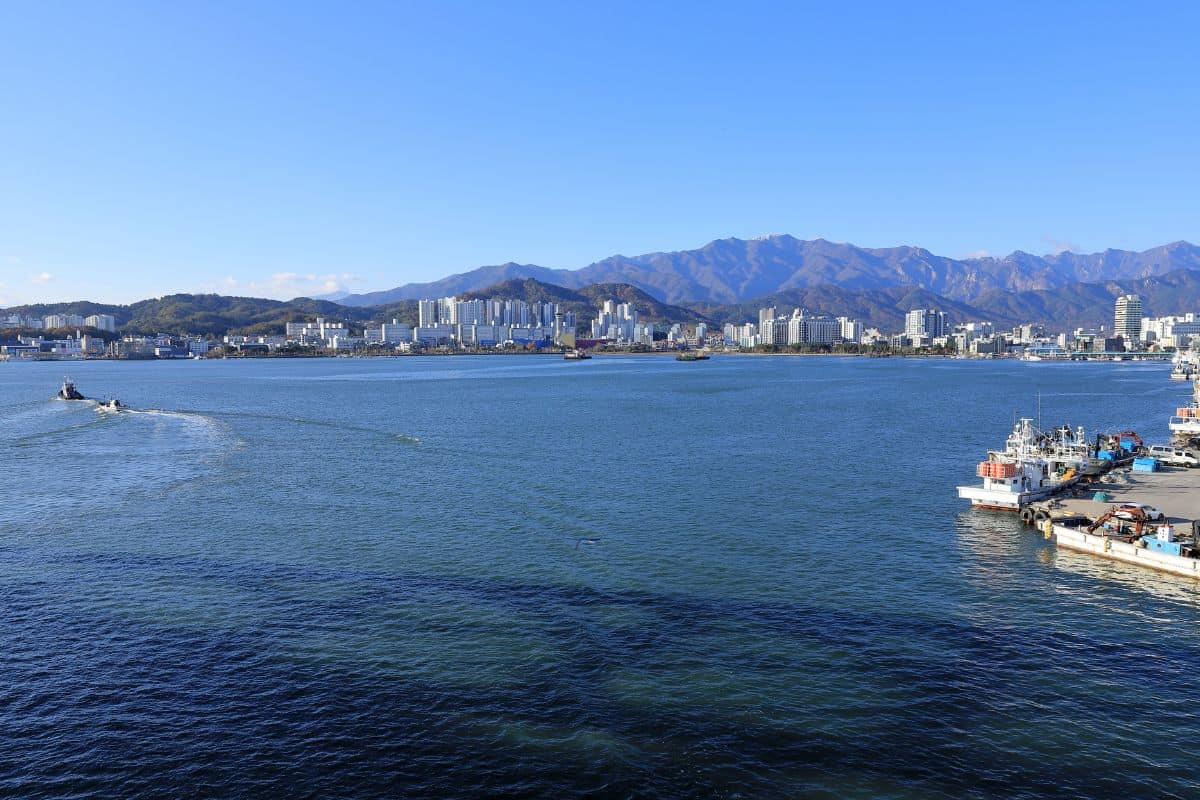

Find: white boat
[1042,423,1108,477]
[1170,348,1199,380]
[1169,378,1200,438]
[956,419,1083,511]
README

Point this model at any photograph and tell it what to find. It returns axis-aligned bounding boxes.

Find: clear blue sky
[2,1,1198,305]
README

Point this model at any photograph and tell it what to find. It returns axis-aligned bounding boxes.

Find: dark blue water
[2,356,1198,798]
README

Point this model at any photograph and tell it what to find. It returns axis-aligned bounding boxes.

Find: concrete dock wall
[1052,524,1200,579]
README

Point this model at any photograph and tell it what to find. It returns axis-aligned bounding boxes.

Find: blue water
[2,356,1198,798]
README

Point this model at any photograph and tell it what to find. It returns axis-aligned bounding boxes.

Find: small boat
[563,349,591,360]
[57,378,86,400]
[675,351,710,361]
[99,398,123,411]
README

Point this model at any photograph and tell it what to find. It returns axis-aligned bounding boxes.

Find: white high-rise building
[591,301,638,341]
[1114,294,1142,347]
[455,299,487,325]
[84,314,117,332]
[418,300,439,327]
[905,309,947,340]
[838,317,863,343]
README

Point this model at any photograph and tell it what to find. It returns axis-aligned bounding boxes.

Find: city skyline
[2,2,1199,305]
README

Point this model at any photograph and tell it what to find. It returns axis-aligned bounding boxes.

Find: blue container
[1098,451,1117,462]
[1132,457,1159,473]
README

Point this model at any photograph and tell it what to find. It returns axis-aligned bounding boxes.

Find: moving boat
[57,378,86,400]
[563,349,591,360]
[676,351,710,361]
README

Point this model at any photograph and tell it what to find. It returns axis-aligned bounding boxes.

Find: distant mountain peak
[336,236,1200,309]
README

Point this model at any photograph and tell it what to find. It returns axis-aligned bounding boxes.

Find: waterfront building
[413,324,456,346]
[364,319,413,345]
[326,335,363,351]
[44,313,85,329]
[83,314,117,332]
[112,336,158,359]
[970,336,1007,355]
[418,300,439,327]
[905,308,947,340]
[838,317,863,343]
[1142,313,1200,348]
[455,299,487,325]
[792,311,837,345]
[762,316,787,346]
[1114,294,1142,348]
[591,300,639,341]
[1010,323,1046,344]
[286,318,350,347]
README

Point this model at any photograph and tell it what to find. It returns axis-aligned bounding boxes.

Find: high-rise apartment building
[1114,294,1142,347]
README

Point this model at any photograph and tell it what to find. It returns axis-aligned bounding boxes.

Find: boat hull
[956,477,1078,511]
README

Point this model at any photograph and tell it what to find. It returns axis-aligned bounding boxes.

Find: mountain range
[339,235,1200,307]
[7,237,1200,336]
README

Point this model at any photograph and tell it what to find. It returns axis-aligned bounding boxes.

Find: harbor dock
[1028,467,1200,579]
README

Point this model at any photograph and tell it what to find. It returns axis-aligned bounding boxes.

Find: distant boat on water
[57,377,86,400]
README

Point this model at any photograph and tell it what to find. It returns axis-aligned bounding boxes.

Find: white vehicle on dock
[956,419,1083,511]
[1146,445,1200,468]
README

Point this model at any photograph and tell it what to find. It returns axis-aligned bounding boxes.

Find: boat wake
[190,409,421,446]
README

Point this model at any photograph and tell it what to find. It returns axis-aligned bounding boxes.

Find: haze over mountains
[339,235,1200,307]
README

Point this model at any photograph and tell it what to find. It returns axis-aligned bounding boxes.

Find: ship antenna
[1038,391,1042,431]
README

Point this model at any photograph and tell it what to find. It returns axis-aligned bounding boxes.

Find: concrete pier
[1030,466,1200,579]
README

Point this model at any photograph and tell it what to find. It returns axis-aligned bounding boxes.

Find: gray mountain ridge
[338,235,1200,307]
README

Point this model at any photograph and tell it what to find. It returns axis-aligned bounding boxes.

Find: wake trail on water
[188,409,422,446]
[10,415,112,446]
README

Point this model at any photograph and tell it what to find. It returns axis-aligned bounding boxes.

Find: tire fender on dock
[1020,508,1035,526]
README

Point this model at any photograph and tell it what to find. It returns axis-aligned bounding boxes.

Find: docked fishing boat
[1170,359,1196,380]
[957,419,1084,511]
[1043,423,1109,477]
[57,377,86,400]
[1170,379,1200,439]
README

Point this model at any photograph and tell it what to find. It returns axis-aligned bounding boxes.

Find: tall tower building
[1114,294,1142,348]
[905,308,946,340]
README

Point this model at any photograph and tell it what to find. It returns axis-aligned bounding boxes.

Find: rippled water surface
[2,356,1198,798]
